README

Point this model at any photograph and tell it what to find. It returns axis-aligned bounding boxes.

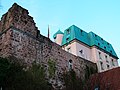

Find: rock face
[0,3,97,89]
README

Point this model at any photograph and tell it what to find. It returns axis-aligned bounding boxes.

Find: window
[100,61,104,70]
[66,37,69,42]
[101,38,104,44]
[54,36,56,39]
[110,50,112,53]
[111,59,115,66]
[68,59,73,70]
[105,55,108,63]
[98,52,102,59]
[94,86,100,90]
[79,49,84,57]
[98,43,100,46]
[95,34,98,40]
[107,43,110,48]
[67,47,71,53]
[67,29,70,34]
[79,49,83,54]
[104,46,106,49]
[81,30,84,36]
[107,64,109,69]
[101,38,103,41]
[95,87,99,90]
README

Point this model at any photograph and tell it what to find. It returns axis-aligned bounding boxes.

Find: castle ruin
[0,3,97,89]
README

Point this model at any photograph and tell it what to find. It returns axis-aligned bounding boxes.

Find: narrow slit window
[98,52,102,59]
[68,59,73,70]
[100,61,104,70]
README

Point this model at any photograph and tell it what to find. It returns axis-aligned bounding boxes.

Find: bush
[0,57,52,90]
[63,70,83,90]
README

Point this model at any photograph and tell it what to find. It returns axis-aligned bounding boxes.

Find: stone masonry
[0,3,97,89]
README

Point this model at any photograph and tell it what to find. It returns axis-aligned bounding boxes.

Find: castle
[53,25,119,72]
[0,3,97,89]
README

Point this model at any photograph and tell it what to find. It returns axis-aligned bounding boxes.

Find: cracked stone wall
[0,3,38,36]
[0,3,97,89]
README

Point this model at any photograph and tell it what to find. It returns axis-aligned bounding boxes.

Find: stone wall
[0,26,97,88]
[0,3,38,36]
[0,3,97,89]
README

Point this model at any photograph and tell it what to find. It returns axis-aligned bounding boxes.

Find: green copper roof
[62,25,90,46]
[55,25,118,58]
[53,30,64,39]
[88,31,118,58]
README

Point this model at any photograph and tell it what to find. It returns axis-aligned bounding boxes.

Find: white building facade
[53,25,118,72]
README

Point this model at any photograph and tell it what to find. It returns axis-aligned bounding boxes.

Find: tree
[0,57,52,90]
[0,57,11,88]
[63,70,83,90]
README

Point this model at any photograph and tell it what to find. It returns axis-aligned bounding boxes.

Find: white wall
[55,34,63,45]
[62,41,119,72]
[62,41,91,61]
[62,41,77,56]
[75,42,91,60]
[91,47,118,72]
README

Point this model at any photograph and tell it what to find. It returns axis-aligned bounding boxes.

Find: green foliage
[48,59,56,78]
[0,57,52,90]
[85,65,97,81]
[63,67,97,90]
[0,57,11,86]
[85,65,90,80]
[63,70,83,90]
[0,57,97,90]
[90,66,97,74]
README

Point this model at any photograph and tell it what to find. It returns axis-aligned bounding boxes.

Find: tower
[53,30,64,45]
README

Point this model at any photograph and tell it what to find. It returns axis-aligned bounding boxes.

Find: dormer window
[81,30,83,36]
[95,34,98,40]
[101,38,104,44]
[107,43,110,48]
[95,34,97,37]
[54,36,56,39]
[110,50,112,53]
[66,37,69,42]
[104,46,106,49]
[98,43,100,46]
[67,29,70,34]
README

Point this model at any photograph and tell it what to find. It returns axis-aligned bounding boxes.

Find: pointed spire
[48,25,50,38]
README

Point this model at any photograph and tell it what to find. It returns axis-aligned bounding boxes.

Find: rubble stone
[0,3,97,89]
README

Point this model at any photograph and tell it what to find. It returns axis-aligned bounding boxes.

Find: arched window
[68,59,73,70]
